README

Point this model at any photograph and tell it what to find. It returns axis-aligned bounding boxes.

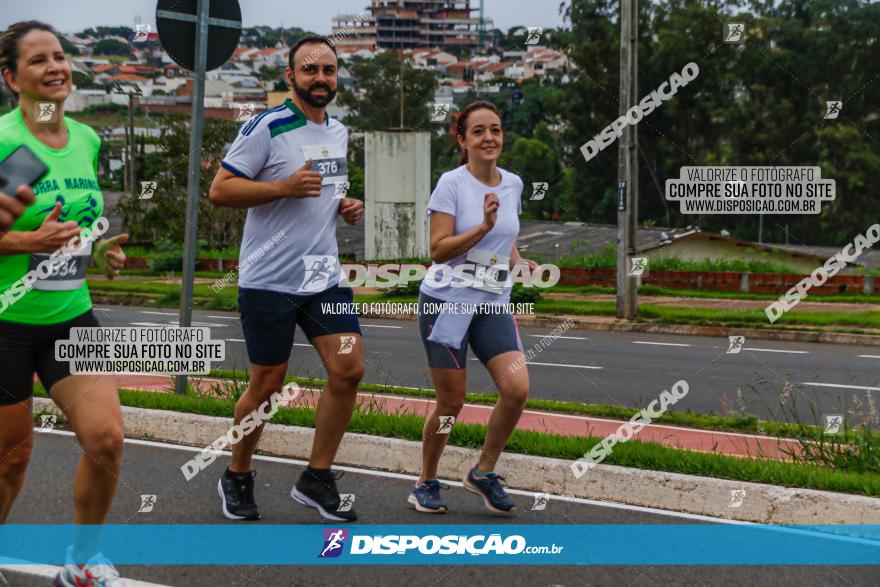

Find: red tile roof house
[119,64,157,75]
[105,74,150,82]
[475,61,511,80]
[232,47,259,61]
[91,63,115,74]
[444,61,474,81]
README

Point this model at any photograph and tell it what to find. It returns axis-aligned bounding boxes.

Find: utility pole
[112,82,140,197]
[616,0,638,319]
[128,92,136,197]
[400,47,405,128]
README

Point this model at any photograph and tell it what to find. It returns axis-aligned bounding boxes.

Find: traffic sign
[156,0,242,72]
[154,0,242,393]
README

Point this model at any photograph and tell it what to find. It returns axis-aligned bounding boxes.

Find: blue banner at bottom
[0,525,878,565]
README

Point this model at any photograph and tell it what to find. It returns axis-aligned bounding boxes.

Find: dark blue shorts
[238,285,361,366]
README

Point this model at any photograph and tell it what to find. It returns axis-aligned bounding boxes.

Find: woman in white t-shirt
[409,101,537,515]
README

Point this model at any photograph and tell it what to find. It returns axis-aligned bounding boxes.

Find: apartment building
[332,0,493,52]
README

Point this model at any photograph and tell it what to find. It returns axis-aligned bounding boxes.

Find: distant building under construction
[332,0,493,52]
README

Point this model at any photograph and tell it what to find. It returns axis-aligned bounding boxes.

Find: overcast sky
[1,1,568,35]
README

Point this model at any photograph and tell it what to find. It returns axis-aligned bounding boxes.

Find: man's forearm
[211,176,288,209]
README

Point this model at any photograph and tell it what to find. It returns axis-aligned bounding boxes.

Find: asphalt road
[91,304,880,422]
[3,433,878,586]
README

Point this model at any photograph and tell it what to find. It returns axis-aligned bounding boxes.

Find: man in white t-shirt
[209,36,364,523]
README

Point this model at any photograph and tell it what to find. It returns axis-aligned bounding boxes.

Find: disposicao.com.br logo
[320,531,563,557]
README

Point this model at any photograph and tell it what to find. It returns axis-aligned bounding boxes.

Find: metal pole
[128,93,136,197]
[175,0,210,394]
[400,47,405,128]
[122,123,129,195]
[616,0,638,319]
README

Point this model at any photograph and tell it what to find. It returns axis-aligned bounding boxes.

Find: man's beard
[293,80,337,108]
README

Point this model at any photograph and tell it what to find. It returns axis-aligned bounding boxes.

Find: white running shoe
[54,546,127,586]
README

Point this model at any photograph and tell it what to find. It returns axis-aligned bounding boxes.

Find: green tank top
[0,107,104,325]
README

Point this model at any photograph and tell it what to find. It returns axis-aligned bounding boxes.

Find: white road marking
[361,324,403,329]
[206,315,238,320]
[140,311,177,316]
[528,334,588,340]
[799,382,880,392]
[633,341,691,347]
[468,358,601,369]
[858,355,880,359]
[226,339,246,342]
[745,348,809,354]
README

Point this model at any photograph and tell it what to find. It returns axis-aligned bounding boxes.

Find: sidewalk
[108,374,802,461]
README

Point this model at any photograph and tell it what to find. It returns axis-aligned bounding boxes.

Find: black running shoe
[217,468,261,520]
[291,468,357,522]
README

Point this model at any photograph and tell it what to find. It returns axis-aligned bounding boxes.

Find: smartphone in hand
[0,145,48,196]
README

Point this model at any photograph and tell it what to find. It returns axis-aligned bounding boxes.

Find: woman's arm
[510,244,538,271]
[429,212,491,263]
[0,185,35,233]
[429,192,499,263]
[0,203,79,256]
[0,231,37,255]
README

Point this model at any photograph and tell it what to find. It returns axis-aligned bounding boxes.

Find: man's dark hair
[288,36,337,69]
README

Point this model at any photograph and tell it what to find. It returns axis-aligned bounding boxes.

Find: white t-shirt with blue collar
[221,98,348,295]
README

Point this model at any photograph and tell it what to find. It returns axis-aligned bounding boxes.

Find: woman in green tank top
[0,20,128,586]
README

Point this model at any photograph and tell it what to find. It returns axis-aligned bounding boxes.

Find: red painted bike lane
[106,374,803,460]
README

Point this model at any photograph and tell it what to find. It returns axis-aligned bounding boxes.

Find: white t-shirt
[420,165,523,304]
[221,98,349,295]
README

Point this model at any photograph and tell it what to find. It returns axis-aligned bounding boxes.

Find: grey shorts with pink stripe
[417,292,523,370]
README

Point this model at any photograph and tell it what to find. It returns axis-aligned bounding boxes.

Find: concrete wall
[364,131,431,260]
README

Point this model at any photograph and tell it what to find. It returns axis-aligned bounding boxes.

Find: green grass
[529,299,880,330]
[31,384,880,497]
[87,268,228,279]
[549,284,880,305]
[543,245,801,274]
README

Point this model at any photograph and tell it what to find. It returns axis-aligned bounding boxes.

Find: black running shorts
[0,310,100,405]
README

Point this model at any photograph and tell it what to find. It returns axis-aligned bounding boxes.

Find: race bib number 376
[301,144,348,186]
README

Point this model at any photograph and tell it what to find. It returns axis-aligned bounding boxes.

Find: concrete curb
[0,563,170,587]
[33,399,880,526]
